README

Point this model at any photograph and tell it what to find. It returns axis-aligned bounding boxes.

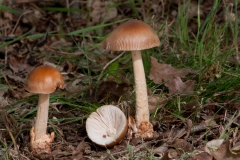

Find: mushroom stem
[131,51,149,126]
[34,94,49,140]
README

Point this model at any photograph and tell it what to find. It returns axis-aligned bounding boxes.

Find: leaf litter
[149,56,196,94]
[0,0,240,160]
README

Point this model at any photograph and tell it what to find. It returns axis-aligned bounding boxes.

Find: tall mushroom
[102,19,160,138]
[86,105,127,147]
[26,65,64,154]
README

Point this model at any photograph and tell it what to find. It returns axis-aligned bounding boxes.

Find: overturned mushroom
[86,105,127,147]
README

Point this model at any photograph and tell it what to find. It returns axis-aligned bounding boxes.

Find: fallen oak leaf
[148,56,194,84]
[72,141,92,160]
[165,76,195,94]
[148,93,168,113]
[205,139,240,160]
[8,54,34,74]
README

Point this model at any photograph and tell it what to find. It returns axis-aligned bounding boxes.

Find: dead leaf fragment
[191,151,213,160]
[165,76,195,94]
[72,141,92,160]
[173,139,193,152]
[205,139,224,155]
[149,56,194,84]
[90,0,117,24]
[148,94,168,113]
[8,54,34,74]
[149,57,195,94]
[153,143,168,157]
[205,139,240,160]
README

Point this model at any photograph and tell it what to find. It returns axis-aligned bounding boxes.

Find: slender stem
[131,51,149,126]
[34,94,49,140]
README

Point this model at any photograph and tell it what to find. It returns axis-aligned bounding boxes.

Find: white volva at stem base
[34,94,49,140]
[131,51,149,127]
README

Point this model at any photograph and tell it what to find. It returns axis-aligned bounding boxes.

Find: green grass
[0,5,21,14]
[68,19,129,36]
[146,0,240,125]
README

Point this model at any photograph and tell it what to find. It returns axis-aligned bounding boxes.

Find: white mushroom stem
[131,51,149,127]
[34,94,49,140]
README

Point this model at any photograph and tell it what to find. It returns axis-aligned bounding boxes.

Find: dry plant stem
[131,51,149,126]
[34,94,49,140]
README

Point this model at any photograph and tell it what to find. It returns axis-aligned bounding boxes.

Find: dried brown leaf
[191,152,213,160]
[90,0,117,24]
[8,54,34,74]
[205,139,240,160]
[149,57,194,84]
[165,76,195,94]
[161,151,172,160]
[148,94,168,113]
[212,140,240,160]
[163,128,186,140]
[153,143,168,157]
[72,141,91,160]
[102,7,117,22]
[232,141,240,152]
[168,149,179,159]
[205,139,224,155]
[191,119,218,133]
[2,10,13,20]
[173,139,193,152]
[0,97,9,108]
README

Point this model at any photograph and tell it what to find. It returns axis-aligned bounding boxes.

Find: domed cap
[86,105,127,147]
[102,19,160,51]
[26,65,64,94]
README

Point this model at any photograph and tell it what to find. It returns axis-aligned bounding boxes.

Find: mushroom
[86,105,127,147]
[26,65,64,154]
[102,19,160,138]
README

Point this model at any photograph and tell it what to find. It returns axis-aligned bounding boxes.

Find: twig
[97,51,125,82]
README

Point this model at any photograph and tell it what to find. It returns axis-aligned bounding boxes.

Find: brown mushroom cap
[26,65,64,94]
[86,105,128,148]
[102,19,160,51]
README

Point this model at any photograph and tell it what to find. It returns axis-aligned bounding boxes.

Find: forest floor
[1,0,240,159]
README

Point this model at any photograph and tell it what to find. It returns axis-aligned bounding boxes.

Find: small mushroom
[86,105,127,147]
[26,65,64,154]
[102,19,160,138]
